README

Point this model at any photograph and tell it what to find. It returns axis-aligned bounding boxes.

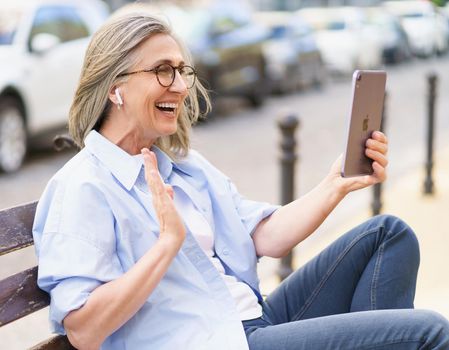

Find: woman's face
[117,33,189,144]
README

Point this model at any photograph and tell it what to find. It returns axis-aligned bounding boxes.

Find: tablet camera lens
[357,74,362,81]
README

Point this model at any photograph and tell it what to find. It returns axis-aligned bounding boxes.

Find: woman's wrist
[157,233,184,256]
[321,173,348,203]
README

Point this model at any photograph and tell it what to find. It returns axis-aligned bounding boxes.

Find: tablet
[341,70,387,177]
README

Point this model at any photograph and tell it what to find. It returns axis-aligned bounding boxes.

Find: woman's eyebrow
[149,58,186,67]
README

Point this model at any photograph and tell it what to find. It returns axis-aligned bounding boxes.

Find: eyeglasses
[118,63,197,89]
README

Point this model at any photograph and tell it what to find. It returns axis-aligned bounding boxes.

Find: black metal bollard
[277,114,299,281]
[424,73,437,195]
[371,91,388,216]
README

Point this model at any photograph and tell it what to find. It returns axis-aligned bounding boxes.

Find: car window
[291,20,312,37]
[0,7,23,45]
[401,12,424,18]
[270,25,288,39]
[30,5,89,44]
[209,0,251,36]
[327,21,346,30]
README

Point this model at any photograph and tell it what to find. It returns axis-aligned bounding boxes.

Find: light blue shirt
[33,130,279,349]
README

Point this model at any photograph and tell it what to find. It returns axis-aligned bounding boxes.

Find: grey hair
[68,11,210,158]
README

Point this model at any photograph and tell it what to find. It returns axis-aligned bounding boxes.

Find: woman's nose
[169,70,188,93]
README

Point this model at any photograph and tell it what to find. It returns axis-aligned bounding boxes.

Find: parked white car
[0,0,108,172]
[445,3,449,18]
[365,7,411,64]
[297,7,383,75]
[383,0,449,57]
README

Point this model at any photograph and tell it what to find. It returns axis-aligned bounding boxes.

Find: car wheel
[313,59,327,89]
[0,97,27,173]
[247,82,267,107]
[248,91,263,107]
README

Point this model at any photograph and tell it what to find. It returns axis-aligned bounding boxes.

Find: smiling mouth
[155,102,178,115]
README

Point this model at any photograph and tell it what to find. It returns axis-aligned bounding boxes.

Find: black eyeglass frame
[117,63,197,89]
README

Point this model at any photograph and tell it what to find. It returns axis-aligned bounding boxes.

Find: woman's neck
[100,117,155,155]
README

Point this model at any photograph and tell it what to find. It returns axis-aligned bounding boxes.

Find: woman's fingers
[141,149,175,198]
[366,131,388,154]
[372,161,387,182]
[348,161,386,191]
[141,148,186,245]
[366,131,389,171]
[366,138,388,155]
[142,148,167,225]
[372,131,388,144]
[365,148,389,168]
[335,132,389,193]
[142,148,164,198]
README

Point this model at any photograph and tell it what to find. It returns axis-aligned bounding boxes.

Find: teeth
[156,102,178,109]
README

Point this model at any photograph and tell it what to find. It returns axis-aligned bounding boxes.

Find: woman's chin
[158,123,178,137]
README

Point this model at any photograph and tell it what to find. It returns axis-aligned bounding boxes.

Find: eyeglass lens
[156,64,196,88]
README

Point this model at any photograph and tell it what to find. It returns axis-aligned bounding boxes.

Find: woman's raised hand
[328,131,389,194]
[141,148,186,249]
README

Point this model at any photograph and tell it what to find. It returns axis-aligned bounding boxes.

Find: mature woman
[33,12,449,350]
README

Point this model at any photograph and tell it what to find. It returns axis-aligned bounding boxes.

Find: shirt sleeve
[227,179,280,236]
[33,180,123,334]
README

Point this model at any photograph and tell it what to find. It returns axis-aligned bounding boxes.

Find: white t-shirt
[173,186,262,321]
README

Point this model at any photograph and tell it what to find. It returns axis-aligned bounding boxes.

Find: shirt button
[222,248,229,256]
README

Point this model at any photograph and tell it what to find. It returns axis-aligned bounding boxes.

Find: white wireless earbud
[115,88,123,106]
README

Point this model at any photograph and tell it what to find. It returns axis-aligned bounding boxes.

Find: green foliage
[431,0,447,7]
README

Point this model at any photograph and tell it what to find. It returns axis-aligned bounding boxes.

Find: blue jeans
[243,215,449,349]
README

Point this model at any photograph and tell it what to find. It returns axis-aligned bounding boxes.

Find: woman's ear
[109,86,124,108]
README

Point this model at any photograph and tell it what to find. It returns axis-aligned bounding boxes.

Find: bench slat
[0,202,75,349]
[0,201,37,256]
[30,335,75,350]
[0,266,49,326]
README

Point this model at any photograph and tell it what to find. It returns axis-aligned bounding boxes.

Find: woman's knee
[423,309,449,328]
[412,309,449,345]
[374,214,418,248]
[368,214,420,266]
[370,214,411,234]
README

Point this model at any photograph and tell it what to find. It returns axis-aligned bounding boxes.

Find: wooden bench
[0,201,75,349]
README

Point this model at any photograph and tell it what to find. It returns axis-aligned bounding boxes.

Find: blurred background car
[297,6,384,75]
[365,7,412,64]
[435,8,449,52]
[445,3,449,19]
[383,0,449,57]
[120,1,271,111]
[253,11,326,94]
[0,0,109,173]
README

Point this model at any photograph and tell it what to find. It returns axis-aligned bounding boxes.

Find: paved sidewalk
[383,146,449,317]
[259,144,449,318]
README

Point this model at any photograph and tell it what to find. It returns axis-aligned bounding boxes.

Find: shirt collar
[84,130,191,190]
[152,146,193,181]
[84,130,142,191]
